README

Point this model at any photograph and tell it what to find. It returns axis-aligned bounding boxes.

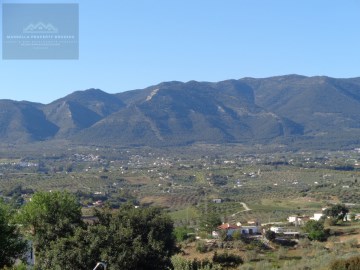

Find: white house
[288,215,309,226]
[213,223,260,238]
[270,226,284,234]
[310,213,324,221]
[269,226,300,236]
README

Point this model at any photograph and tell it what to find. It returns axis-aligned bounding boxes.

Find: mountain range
[2,75,360,148]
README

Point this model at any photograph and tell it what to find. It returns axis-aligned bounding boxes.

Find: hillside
[1,75,360,148]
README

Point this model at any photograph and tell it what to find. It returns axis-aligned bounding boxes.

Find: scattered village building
[240,225,260,235]
[310,213,324,221]
[247,219,260,226]
[270,226,284,234]
[93,200,103,206]
[287,215,310,226]
[212,198,222,204]
[269,226,300,237]
[212,222,260,238]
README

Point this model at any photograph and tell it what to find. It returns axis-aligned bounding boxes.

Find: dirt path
[231,202,251,217]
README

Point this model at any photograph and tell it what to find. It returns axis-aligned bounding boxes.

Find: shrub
[243,250,258,263]
[303,220,329,241]
[277,247,286,260]
[345,238,358,249]
[329,255,360,270]
[212,251,243,268]
[196,241,208,253]
[171,256,221,270]
[325,217,338,226]
[174,226,192,242]
[265,230,276,241]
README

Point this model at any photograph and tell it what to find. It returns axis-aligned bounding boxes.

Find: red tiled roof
[217,223,240,230]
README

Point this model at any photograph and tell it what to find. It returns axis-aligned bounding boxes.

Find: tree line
[0,191,177,270]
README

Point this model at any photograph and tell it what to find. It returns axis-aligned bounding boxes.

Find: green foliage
[2,262,28,270]
[17,191,83,252]
[303,220,329,241]
[35,204,177,270]
[174,226,193,242]
[199,210,221,234]
[212,251,243,268]
[0,201,27,268]
[325,217,339,226]
[232,230,242,240]
[171,255,221,270]
[324,204,349,221]
[329,255,360,270]
[265,230,276,241]
[196,241,208,253]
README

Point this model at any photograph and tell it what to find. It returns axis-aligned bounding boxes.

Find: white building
[310,213,324,221]
[213,223,260,238]
[287,215,309,226]
[270,226,284,234]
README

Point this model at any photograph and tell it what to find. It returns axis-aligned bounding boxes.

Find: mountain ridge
[1,75,360,148]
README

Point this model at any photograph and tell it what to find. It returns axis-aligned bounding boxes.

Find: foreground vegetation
[2,145,360,269]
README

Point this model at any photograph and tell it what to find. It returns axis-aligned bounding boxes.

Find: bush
[303,220,329,241]
[325,217,338,226]
[232,230,242,240]
[171,256,221,270]
[329,255,360,270]
[298,238,311,248]
[196,241,208,253]
[174,226,193,242]
[265,230,276,241]
[276,247,286,260]
[243,250,258,263]
[345,238,358,249]
[212,251,243,268]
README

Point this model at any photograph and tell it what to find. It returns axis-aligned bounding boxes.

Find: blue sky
[1,0,359,103]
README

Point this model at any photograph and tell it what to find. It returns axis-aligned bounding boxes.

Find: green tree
[303,220,328,241]
[265,230,276,242]
[35,204,177,270]
[0,200,27,268]
[199,211,221,234]
[324,204,349,221]
[174,226,192,242]
[17,191,83,255]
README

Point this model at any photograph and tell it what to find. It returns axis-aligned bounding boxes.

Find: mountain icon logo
[23,22,58,34]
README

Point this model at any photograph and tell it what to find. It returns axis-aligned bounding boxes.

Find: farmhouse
[269,226,300,237]
[270,226,284,234]
[287,215,310,226]
[310,213,324,221]
[212,223,260,238]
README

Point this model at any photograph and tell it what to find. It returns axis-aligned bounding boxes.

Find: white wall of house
[270,226,284,233]
[288,216,297,223]
[311,213,324,221]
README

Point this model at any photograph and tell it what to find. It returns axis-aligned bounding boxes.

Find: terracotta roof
[217,223,240,230]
